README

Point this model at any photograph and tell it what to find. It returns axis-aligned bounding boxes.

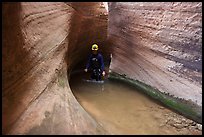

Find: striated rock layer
[2,2,202,135]
[108,2,202,107]
[2,2,108,134]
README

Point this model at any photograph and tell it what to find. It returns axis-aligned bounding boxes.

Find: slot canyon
[2,2,202,135]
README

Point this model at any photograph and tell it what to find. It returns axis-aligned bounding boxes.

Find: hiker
[84,44,105,81]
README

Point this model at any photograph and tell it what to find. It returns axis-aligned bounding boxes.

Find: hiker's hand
[84,69,88,72]
[102,71,105,76]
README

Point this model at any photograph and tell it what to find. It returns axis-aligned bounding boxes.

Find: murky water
[69,72,201,135]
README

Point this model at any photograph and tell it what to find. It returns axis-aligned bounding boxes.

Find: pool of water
[69,72,201,135]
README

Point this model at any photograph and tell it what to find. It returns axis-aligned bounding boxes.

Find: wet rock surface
[108,2,202,107]
[164,112,202,134]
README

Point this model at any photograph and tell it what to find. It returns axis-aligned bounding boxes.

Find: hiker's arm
[100,55,105,77]
[85,55,91,71]
[100,54,105,71]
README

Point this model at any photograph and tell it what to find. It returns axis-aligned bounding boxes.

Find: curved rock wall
[2,2,108,134]
[65,2,109,71]
[2,2,202,135]
[108,2,202,106]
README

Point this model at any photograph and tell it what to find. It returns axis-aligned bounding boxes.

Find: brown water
[69,72,201,135]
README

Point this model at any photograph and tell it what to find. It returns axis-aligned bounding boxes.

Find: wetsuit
[86,53,105,81]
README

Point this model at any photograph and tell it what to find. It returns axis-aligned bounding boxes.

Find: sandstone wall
[2,2,202,134]
[2,2,107,134]
[108,2,202,106]
[65,2,109,71]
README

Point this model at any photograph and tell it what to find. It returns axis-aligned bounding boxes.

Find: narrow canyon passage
[2,2,202,135]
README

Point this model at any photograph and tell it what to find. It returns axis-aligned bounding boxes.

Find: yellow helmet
[92,44,98,50]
